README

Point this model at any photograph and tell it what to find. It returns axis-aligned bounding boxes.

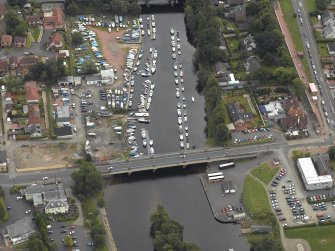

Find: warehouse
[297,157,333,190]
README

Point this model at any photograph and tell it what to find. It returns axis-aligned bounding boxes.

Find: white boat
[141,129,147,139]
[151,67,156,74]
[192,97,195,102]
[143,139,147,147]
[138,118,150,123]
[170,27,175,35]
[135,112,150,117]
[149,139,154,146]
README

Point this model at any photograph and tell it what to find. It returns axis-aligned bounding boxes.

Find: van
[1,85,5,92]
[47,225,52,229]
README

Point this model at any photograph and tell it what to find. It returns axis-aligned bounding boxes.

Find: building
[47,32,63,50]
[100,69,115,82]
[312,154,330,176]
[2,217,35,245]
[24,81,39,104]
[54,126,73,139]
[26,15,42,26]
[280,98,308,131]
[214,61,230,81]
[41,0,65,10]
[233,5,246,23]
[27,104,41,125]
[321,10,335,26]
[228,0,244,6]
[297,157,333,190]
[0,3,5,19]
[57,76,74,86]
[0,150,7,172]
[323,23,335,39]
[14,37,26,48]
[23,183,69,214]
[244,56,261,74]
[327,42,335,54]
[243,34,256,51]
[43,8,65,30]
[24,124,42,138]
[227,102,253,126]
[1,35,12,48]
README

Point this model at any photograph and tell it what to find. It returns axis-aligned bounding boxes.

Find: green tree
[292,78,305,99]
[251,237,282,251]
[328,146,335,160]
[66,2,80,16]
[215,123,230,145]
[64,235,73,247]
[0,197,8,222]
[128,1,141,15]
[81,59,99,74]
[4,10,27,37]
[246,2,261,16]
[71,161,103,198]
[316,0,329,11]
[8,0,27,6]
[28,234,48,251]
[72,32,83,47]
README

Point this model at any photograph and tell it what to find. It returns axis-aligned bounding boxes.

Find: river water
[104,12,250,251]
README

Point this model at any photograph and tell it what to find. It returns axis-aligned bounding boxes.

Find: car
[69,230,76,235]
[107,166,114,170]
[174,71,178,77]
[49,238,55,242]
[26,210,31,214]
[6,206,11,210]
[16,196,23,200]
[48,230,53,234]
[43,177,49,180]
[88,242,94,246]
[185,126,189,131]
[176,91,180,98]
[21,144,29,147]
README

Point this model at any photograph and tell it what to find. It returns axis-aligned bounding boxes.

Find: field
[250,162,279,185]
[317,43,329,58]
[14,143,83,171]
[242,174,272,222]
[285,225,335,251]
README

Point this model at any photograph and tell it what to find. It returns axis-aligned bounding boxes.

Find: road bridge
[98,147,272,176]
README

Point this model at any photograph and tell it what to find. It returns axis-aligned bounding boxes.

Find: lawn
[242,174,272,222]
[223,94,253,114]
[305,0,316,12]
[250,163,279,185]
[26,33,32,48]
[330,160,335,171]
[217,99,231,124]
[226,37,239,57]
[31,26,40,42]
[285,225,335,251]
[317,43,329,58]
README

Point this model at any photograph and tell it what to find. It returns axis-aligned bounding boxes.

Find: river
[105,12,250,251]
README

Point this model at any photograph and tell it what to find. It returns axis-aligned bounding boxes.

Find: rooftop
[5,217,34,239]
[298,157,333,185]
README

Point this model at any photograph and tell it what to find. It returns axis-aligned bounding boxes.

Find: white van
[1,85,5,92]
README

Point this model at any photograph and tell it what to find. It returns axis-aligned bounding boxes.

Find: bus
[208,175,224,182]
[219,162,235,169]
[207,172,223,178]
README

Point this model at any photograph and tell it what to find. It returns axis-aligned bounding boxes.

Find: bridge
[97,146,273,176]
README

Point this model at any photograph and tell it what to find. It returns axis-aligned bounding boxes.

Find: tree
[8,0,27,6]
[292,78,305,99]
[215,123,230,145]
[316,0,329,11]
[127,1,141,16]
[66,3,80,16]
[72,32,83,47]
[71,161,103,198]
[251,237,282,251]
[246,2,261,16]
[328,146,335,160]
[28,234,48,251]
[81,59,99,74]
[4,10,27,37]
[150,205,200,251]
[0,197,8,222]
[64,235,73,247]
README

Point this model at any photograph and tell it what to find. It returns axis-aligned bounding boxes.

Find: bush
[0,197,8,222]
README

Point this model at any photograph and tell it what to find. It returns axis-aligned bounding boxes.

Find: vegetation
[64,234,74,247]
[71,32,83,47]
[250,237,282,251]
[328,146,335,160]
[81,59,99,74]
[65,0,141,16]
[25,59,66,84]
[71,161,103,199]
[285,224,335,251]
[250,163,279,185]
[0,196,8,223]
[150,205,200,251]
[32,211,50,250]
[28,234,48,251]
[4,10,27,37]
[292,150,310,161]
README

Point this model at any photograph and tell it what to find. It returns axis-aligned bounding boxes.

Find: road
[289,0,335,131]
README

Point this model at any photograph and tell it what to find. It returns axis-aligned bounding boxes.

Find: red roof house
[1,35,12,48]
[28,104,41,125]
[47,32,63,50]
[24,81,39,104]
[44,8,64,30]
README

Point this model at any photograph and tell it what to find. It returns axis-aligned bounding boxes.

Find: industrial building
[297,157,333,190]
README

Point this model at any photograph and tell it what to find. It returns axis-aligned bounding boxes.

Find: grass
[226,37,239,57]
[317,43,329,57]
[31,26,40,42]
[330,160,335,171]
[217,99,231,124]
[26,33,32,48]
[250,163,279,185]
[285,225,335,251]
[243,174,272,222]
[305,0,316,12]
[223,94,253,113]
[301,57,312,82]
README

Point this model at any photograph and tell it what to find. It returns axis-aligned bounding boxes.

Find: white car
[184,116,188,122]
[153,27,156,33]
[149,48,153,53]
[177,44,181,49]
[183,103,186,108]
[150,147,155,154]
[180,141,184,149]
[107,166,114,170]
[178,117,182,125]
[141,30,145,36]
[141,129,147,139]
[43,177,48,180]
[172,54,176,59]
[26,210,31,214]
[179,64,182,69]
[153,53,158,59]
[185,126,189,131]
[16,196,23,200]
[149,139,154,146]
[177,103,181,108]
[174,71,178,77]
[147,29,151,36]
[143,139,147,147]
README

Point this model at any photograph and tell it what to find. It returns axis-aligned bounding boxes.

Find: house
[323,23,335,39]
[19,56,39,69]
[9,56,19,70]
[24,124,42,138]
[282,98,299,112]
[1,35,12,48]
[28,104,41,125]
[43,8,65,30]
[312,154,330,176]
[24,81,39,104]
[243,34,256,51]
[100,69,115,82]
[0,150,7,172]
[41,0,65,10]
[214,61,230,81]
[321,10,335,26]
[26,16,42,26]
[233,5,246,23]
[45,200,69,214]
[0,60,8,73]
[86,74,103,85]
[2,217,35,245]
[227,102,253,126]
[327,42,335,54]
[245,56,261,74]
[58,49,69,58]
[14,37,26,48]
[54,126,73,139]
[228,0,244,6]
[280,98,308,131]
[57,76,74,86]
[47,32,63,50]
[23,3,32,11]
